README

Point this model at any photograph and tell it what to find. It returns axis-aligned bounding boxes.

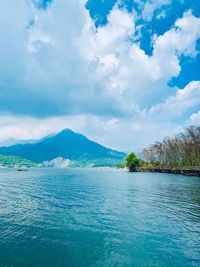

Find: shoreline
[134,167,200,177]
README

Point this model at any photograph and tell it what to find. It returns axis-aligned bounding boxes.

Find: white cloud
[152,11,200,80]
[0,2,199,116]
[188,111,200,126]
[148,81,200,118]
[83,9,200,109]
[0,1,200,150]
[0,114,87,141]
[142,0,171,21]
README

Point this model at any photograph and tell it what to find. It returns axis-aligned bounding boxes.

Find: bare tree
[141,126,200,168]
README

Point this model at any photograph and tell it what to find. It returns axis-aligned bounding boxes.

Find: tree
[125,152,140,171]
[116,163,125,168]
[141,126,200,168]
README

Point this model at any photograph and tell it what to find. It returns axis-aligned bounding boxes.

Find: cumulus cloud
[83,9,200,108]
[142,0,171,21]
[1,1,199,116]
[152,10,200,79]
[148,81,200,119]
[188,111,200,126]
[0,0,200,150]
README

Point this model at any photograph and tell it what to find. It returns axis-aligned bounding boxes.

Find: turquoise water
[0,168,200,267]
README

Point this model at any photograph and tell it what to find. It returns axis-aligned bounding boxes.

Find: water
[0,168,200,267]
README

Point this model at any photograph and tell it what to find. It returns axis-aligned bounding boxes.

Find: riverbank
[134,167,200,177]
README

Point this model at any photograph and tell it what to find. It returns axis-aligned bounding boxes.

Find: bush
[125,152,140,171]
[116,163,125,168]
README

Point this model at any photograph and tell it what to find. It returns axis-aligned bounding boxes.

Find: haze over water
[0,168,200,267]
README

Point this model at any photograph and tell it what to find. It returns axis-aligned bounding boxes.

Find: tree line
[0,154,37,168]
[141,126,200,167]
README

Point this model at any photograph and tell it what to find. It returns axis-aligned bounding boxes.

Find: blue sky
[0,0,199,151]
[87,0,200,87]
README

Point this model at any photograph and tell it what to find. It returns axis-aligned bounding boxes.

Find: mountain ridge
[0,129,125,166]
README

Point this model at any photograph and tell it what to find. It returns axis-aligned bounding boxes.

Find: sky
[0,0,200,151]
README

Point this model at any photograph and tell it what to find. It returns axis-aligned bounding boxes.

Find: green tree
[0,154,37,168]
[116,163,125,169]
[125,152,140,171]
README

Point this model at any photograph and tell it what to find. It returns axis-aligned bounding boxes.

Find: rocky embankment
[134,167,200,177]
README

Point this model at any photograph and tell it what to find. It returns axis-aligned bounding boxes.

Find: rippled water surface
[0,168,200,267]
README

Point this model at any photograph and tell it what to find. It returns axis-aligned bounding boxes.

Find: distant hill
[0,154,37,168]
[0,138,37,147]
[0,129,125,167]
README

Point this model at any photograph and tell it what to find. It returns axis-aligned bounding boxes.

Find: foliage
[0,154,37,168]
[142,126,200,167]
[125,152,140,171]
[115,163,125,168]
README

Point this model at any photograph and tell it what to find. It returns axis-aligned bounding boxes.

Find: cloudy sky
[0,0,200,151]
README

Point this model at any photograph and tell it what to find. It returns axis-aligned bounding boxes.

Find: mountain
[0,138,37,147]
[0,129,125,167]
